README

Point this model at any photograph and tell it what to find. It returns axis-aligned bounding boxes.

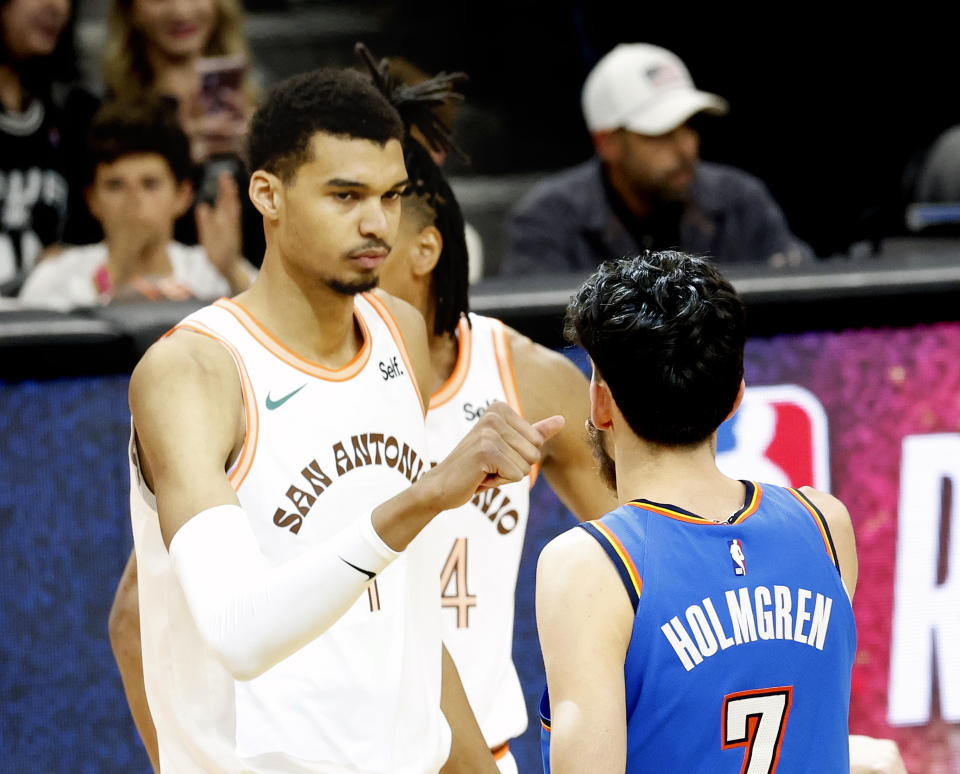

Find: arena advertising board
[728,322,960,772]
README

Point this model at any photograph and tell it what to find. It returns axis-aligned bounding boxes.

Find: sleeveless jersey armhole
[362,292,427,416]
[578,521,642,612]
[787,488,842,575]
[490,319,540,487]
[168,321,259,490]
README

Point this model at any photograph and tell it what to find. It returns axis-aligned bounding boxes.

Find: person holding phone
[101,0,264,264]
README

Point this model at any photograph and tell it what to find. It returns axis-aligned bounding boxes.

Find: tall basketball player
[120,66,562,774]
[537,251,858,773]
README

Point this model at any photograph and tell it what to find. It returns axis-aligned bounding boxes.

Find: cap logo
[644,64,684,89]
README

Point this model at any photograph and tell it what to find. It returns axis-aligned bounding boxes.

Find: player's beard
[326,276,379,295]
[587,418,617,493]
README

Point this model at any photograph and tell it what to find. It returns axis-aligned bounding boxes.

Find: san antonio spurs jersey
[129,294,450,774]
[420,314,532,748]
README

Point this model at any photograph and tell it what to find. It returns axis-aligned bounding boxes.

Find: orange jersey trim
[787,488,840,570]
[212,298,373,381]
[169,321,259,490]
[429,316,472,409]
[362,292,425,416]
[491,742,510,761]
[590,520,643,599]
[628,482,763,526]
[490,320,540,487]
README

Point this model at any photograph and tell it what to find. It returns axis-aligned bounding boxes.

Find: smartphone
[196,54,247,118]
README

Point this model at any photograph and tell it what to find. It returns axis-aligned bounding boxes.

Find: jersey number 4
[441,537,477,628]
[722,686,793,774]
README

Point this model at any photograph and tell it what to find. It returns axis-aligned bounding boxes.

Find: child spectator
[102,0,264,265]
[19,94,254,310]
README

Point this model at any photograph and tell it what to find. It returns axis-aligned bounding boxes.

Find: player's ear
[411,225,442,278]
[590,374,614,431]
[724,379,746,421]
[249,170,282,220]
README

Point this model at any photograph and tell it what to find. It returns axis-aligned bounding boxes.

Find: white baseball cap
[582,43,729,136]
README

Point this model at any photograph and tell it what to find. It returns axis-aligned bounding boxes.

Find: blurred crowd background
[4,0,960,308]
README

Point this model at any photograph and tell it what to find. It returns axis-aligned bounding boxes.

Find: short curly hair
[247,67,404,182]
[564,251,746,446]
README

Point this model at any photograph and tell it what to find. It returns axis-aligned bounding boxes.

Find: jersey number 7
[722,686,793,774]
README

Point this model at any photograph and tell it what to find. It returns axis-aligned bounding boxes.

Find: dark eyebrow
[325,178,411,190]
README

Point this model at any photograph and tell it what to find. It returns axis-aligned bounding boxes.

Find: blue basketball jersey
[540,482,856,774]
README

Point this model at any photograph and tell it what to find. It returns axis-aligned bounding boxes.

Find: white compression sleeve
[169,504,398,681]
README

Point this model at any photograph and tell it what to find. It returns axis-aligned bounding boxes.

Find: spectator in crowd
[103,0,264,264]
[19,94,254,310]
[0,0,99,292]
[500,43,813,276]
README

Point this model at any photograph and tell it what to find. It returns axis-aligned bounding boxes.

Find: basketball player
[364,55,619,774]
[120,66,563,774]
[536,251,859,773]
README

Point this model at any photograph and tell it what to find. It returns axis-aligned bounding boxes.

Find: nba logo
[729,539,746,575]
[716,385,830,490]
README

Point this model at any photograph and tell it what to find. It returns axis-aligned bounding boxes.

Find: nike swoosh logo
[265,384,307,410]
[339,556,376,580]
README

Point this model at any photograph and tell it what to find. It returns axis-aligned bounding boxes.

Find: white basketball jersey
[421,314,532,748]
[130,294,451,774]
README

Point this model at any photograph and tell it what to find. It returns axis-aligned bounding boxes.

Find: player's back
[542,481,856,773]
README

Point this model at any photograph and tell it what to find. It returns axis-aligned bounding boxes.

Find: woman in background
[102,0,264,265]
[0,0,98,292]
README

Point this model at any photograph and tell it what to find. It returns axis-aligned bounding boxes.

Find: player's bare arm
[439,644,498,774]
[130,331,246,545]
[508,328,618,520]
[798,486,858,600]
[108,553,159,774]
[536,529,633,774]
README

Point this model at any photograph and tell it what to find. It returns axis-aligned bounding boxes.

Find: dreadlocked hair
[355,42,471,337]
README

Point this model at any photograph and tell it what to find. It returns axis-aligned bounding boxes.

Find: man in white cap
[500,43,813,274]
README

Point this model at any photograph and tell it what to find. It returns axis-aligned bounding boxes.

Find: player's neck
[428,329,459,395]
[614,433,744,521]
[237,258,365,368]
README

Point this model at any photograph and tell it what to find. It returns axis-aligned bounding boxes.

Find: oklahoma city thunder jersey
[540,482,856,774]
[129,294,451,774]
[419,314,531,749]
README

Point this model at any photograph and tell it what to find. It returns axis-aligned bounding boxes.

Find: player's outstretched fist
[425,401,564,511]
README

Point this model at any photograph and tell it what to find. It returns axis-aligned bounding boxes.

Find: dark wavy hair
[564,251,746,445]
[246,67,404,182]
[356,43,470,336]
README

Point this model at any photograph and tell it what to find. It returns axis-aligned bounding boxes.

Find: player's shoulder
[500,321,589,411]
[795,486,851,529]
[130,327,238,413]
[797,485,858,598]
[539,523,611,579]
[367,288,426,335]
[503,322,581,377]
